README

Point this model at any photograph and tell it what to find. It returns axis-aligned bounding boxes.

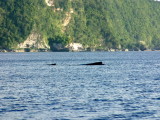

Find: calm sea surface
[0,52,160,120]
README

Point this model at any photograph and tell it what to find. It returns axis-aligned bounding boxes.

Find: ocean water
[0,51,160,120]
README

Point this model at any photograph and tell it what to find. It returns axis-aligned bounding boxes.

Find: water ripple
[1,52,160,119]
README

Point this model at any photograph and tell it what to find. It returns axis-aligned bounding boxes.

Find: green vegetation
[1,0,160,51]
[0,0,36,49]
[48,35,70,51]
[67,0,160,50]
[0,0,62,50]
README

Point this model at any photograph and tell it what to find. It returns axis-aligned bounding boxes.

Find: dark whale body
[48,62,105,66]
[82,62,105,65]
[48,63,56,65]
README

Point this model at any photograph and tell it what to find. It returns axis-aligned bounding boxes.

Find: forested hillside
[0,0,160,51]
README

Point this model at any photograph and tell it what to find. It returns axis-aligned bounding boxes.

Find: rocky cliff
[15,0,75,52]
[17,32,49,52]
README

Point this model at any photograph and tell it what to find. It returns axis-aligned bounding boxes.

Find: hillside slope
[0,0,160,51]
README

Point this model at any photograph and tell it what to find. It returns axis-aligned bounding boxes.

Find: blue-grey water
[0,51,160,120]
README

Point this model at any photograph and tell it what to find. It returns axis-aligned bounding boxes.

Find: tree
[48,35,70,51]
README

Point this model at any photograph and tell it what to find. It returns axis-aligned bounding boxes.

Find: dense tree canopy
[0,0,160,51]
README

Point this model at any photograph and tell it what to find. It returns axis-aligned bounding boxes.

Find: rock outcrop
[45,0,54,6]
[63,8,74,27]
[68,43,84,52]
[17,32,49,52]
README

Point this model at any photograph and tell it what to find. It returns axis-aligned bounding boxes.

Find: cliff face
[16,0,74,51]
[62,8,74,32]
[15,0,55,51]
[18,32,49,49]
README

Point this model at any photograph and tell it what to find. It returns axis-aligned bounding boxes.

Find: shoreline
[0,49,159,53]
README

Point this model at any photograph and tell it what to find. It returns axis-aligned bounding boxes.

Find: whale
[47,62,105,66]
[48,63,56,65]
[82,62,105,65]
